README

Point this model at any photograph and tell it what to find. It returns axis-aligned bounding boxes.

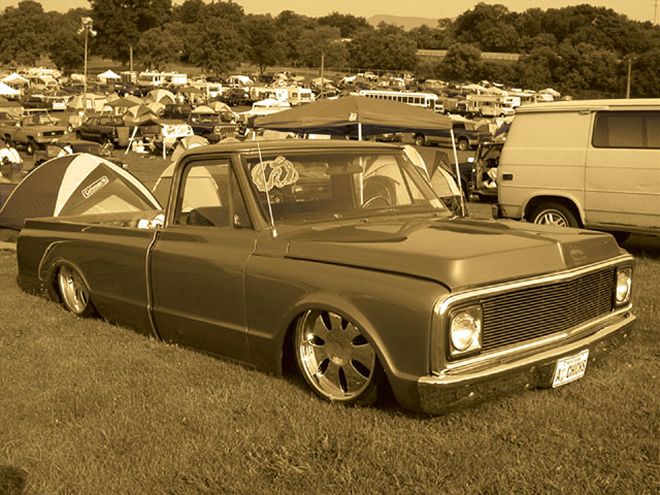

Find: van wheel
[457,138,469,151]
[530,202,579,228]
[414,135,425,146]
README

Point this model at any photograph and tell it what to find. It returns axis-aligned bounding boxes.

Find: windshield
[243,150,449,225]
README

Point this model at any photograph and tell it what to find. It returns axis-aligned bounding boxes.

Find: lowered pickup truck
[16,141,635,414]
[0,112,67,154]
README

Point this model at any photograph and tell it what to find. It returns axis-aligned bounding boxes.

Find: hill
[368,14,439,30]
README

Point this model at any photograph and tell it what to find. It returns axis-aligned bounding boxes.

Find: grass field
[1,238,659,494]
[1,147,659,493]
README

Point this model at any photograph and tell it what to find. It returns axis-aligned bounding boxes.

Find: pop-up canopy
[253,95,452,137]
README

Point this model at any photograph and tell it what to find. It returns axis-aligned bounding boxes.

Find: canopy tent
[68,93,107,111]
[253,95,452,137]
[122,104,161,126]
[0,153,161,231]
[105,96,143,108]
[97,69,121,82]
[147,88,176,105]
[208,100,233,114]
[0,82,20,96]
[1,72,29,86]
[253,95,464,213]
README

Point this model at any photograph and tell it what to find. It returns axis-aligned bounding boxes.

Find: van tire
[530,202,579,228]
[414,135,426,146]
[457,138,469,151]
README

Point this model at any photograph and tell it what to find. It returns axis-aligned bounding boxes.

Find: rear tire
[530,202,580,228]
[414,135,426,146]
[26,139,36,155]
[457,138,469,151]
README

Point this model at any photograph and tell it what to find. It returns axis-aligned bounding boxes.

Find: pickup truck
[412,122,492,151]
[0,112,67,154]
[187,112,241,143]
[14,140,636,415]
[76,115,159,147]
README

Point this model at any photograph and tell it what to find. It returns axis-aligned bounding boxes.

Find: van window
[592,111,660,149]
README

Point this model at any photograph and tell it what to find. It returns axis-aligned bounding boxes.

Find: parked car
[76,115,159,147]
[494,98,660,243]
[412,121,492,150]
[187,112,241,143]
[219,87,252,107]
[33,139,127,168]
[16,140,635,414]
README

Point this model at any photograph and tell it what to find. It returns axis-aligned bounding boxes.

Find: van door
[585,111,660,229]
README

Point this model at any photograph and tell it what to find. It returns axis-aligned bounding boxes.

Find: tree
[516,47,558,89]
[298,26,347,69]
[48,8,90,70]
[348,24,417,71]
[188,2,246,76]
[632,48,660,98]
[90,0,172,63]
[275,10,314,65]
[316,12,370,38]
[174,0,205,24]
[439,43,483,81]
[244,15,284,76]
[0,1,50,65]
[136,23,184,70]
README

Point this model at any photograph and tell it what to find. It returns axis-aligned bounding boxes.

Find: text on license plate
[552,349,589,388]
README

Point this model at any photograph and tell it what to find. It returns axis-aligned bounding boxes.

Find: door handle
[502,173,513,181]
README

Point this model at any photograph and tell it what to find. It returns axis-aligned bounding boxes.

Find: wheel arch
[278,294,396,382]
[523,194,585,227]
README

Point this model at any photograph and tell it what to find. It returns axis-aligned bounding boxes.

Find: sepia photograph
[0,0,658,493]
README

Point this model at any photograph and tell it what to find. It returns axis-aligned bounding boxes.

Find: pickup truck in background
[187,112,241,143]
[76,115,160,147]
[0,112,67,154]
[412,122,492,151]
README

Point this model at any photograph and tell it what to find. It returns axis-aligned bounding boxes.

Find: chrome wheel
[535,210,568,226]
[57,265,91,316]
[295,310,377,402]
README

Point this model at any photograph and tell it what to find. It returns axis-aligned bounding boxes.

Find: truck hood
[281,217,623,290]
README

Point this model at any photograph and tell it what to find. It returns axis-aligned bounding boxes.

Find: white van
[494,99,660,240]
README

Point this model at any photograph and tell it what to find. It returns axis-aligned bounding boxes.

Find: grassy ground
[1,240,659,494]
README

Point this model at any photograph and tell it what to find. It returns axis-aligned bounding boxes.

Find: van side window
[593,111,660,149]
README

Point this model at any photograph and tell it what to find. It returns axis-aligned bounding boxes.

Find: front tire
[414,135,426,146]
[57,265,95,317]
[294,309,382,405]
[457,138,469,151]
[26,139,36,155]
[530,202,579,228]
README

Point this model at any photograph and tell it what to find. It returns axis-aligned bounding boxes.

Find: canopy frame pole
[450,127,466,217]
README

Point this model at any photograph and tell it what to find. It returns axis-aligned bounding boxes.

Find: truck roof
[183,139,403,158]
[515,98,660,114]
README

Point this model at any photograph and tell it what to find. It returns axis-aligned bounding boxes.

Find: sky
[0,0,657,23]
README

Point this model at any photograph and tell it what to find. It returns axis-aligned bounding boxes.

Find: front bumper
[417,311,635,414]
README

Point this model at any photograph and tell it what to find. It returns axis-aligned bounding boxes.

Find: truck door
[149,157,256,362]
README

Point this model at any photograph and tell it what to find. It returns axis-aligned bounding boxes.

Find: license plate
[552,349,589,388]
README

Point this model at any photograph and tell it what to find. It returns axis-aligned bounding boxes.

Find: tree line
[0,0,657,97]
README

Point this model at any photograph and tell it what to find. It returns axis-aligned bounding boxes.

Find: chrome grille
[481,268,615,352]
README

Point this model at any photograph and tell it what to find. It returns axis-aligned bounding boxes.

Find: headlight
[615,267,632,305]
[449,305,482,357]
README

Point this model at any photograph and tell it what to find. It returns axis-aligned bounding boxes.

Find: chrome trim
[435,255,632,317]
[145,230,162,340]
[443,304,631,372]
[431,255,634,372]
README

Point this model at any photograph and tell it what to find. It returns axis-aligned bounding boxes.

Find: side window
[593,111,660,149]
[174,160,252,229]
